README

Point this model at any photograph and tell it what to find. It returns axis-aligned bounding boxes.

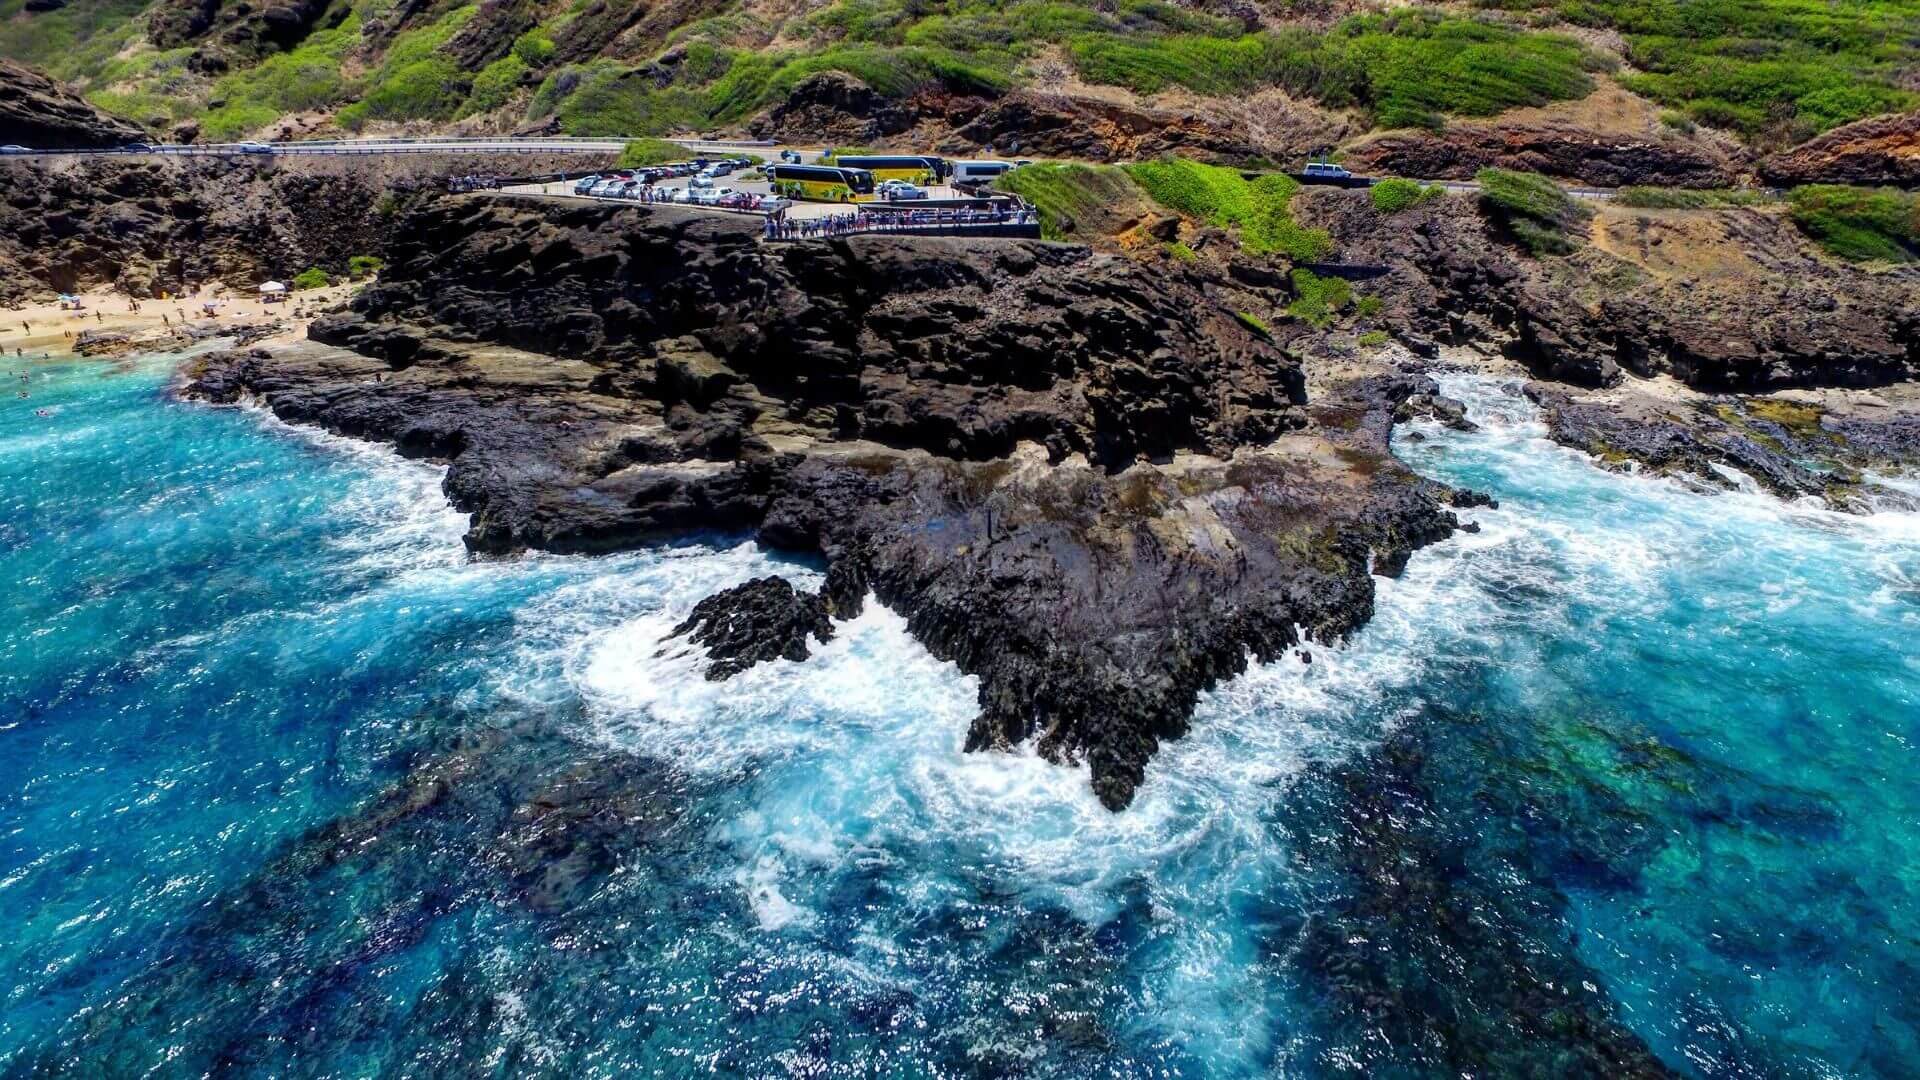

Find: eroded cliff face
[184,195,1464,808]
[1295,188,1920,391]
[0,59,144,149]
[0,153,613,303]
[1760,111,1920,189]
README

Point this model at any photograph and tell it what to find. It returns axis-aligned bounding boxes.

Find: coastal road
[1,136,792,159]
[4,136,1621,197]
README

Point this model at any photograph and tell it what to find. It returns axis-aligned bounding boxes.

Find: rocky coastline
[180,194,1471,808]
[11,143,1909,804]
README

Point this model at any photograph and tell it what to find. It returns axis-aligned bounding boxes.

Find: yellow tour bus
[829,155,950,185]
[767,164,877,202]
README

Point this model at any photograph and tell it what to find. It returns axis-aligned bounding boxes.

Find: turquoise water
[2,357,1917,1076]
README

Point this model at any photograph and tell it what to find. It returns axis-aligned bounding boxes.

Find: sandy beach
[1,282,359,359]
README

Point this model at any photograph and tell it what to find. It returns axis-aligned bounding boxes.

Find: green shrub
[555,64,708,135]
[1066,13,1593,129]
[1123,159,1332,260]
[1787,185,1918,263]
[1475,167,1591,255]
[616,137,689,167]
[1370,177,1441,213]
[0,0,146,78]
[1545,0,1920,142]
[463,55,528,116]
[995,162,1143,241]
[290,267,331,290]
[1288,269,1352,328]
[1614,186,1773,209]
[201,101,280,141]
[343,6,479,125]
[1165,241,1198,262]
[347,255,384,279]
[1355,295,1385,317]
[1358,329,1391,347]
[189,15,362,137]
[511,26,557,66]
[1234,310,1272,335]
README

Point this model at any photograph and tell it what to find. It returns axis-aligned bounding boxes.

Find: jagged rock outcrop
[183,194,1462,808]
[1296,188,1920,390]
[668,576,835,679]
[0,60,145,149]
[747,72,926,144]
[0,152,614,303]
[1342,123,1741,189]
[938,91,1328,164]
[1525,382,1920,511]
[147,0,345,73]
[1760,110,1920,189]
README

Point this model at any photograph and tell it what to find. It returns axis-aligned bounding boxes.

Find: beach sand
[1,282,359,359]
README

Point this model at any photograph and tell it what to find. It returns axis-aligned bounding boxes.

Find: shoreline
[2,282,359,360]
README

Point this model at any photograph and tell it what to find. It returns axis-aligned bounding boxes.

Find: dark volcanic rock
[1760,110,1920,189]
[0,153,614,303]
[1343,123,1740,189]
[937,91,1324,164]
[669,576,834,679]
[1297,187,1920,391]
[1524,382,1920,511]
[0,60,145,150]
[183,194,1462,808]
[148,0,345,72]
[747,72,921,145]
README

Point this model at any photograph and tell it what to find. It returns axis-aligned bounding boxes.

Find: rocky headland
[180,194,1470,808]
[0,152,613,305]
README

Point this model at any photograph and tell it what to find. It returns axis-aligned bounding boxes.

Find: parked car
[0,145,31,155]
[589,179,621,197]
[235,141,274,154]
[703,162,736,177]
[572,175,602,194]
[689,187,737,205]
[779,149,800,163]
[688,174,716,191]
[1301,161,1351,179]
[878,180,928,200]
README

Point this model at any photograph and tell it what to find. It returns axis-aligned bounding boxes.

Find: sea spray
[5,362,1919,1076]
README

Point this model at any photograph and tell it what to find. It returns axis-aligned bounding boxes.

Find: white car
[878,181,928,200]
[689,187,737,205]
[1301,162,1352,179]
[688,174,716,191]
[0,145,32,155]
[589,179,622,197]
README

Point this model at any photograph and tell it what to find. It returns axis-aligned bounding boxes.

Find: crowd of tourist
[762,204,1038,240]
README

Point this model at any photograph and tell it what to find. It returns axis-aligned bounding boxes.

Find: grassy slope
[998,158,1332,263]
[1,0,1913,151]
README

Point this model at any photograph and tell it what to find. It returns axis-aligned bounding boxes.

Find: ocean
[3,354,1916,1076]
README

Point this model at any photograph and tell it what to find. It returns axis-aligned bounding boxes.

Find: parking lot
[503,165,992,221]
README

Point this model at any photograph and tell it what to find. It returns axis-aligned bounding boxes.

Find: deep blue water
[2,356,1917,1077]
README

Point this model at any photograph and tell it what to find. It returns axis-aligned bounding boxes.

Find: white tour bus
[952,159,1024,184]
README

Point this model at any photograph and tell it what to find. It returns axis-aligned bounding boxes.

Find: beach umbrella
[259,281,287,293]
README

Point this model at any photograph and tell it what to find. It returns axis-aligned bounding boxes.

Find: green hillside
[1,0,1914,147]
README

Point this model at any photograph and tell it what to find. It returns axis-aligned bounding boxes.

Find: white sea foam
[446,373,1920,1068]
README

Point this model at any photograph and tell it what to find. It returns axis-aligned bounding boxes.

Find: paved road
[0,135,784,158]
[503,170,984,218]
[3,135,1623,199]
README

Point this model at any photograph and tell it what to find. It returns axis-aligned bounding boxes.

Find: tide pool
[1,357,1915,1076]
